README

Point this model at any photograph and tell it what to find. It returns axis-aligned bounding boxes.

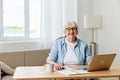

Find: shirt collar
[62,36,80,47]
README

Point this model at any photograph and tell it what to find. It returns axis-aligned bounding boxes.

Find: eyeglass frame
[65,27,77,31]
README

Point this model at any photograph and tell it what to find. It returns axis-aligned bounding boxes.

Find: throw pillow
[0,61,14,75]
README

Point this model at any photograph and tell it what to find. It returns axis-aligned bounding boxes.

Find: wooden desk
[13,64,120,80]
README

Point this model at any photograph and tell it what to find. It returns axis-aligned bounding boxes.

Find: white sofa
[0,49,50,80]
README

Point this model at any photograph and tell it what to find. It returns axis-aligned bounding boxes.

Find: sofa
[0,49,50,80]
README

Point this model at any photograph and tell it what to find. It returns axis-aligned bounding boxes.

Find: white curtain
[40,0,77,49]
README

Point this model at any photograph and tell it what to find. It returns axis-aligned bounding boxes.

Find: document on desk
[57,66,90,76]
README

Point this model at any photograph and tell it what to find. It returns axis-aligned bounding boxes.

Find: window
[1,0,42,40]
[3,0,25,37]
[0,0,77,42]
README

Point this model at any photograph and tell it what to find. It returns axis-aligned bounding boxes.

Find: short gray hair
[65,21,78,28]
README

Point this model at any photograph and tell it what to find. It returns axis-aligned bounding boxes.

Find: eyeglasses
[65,27,77,31]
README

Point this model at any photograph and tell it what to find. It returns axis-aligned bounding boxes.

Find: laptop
[86,54,116,72]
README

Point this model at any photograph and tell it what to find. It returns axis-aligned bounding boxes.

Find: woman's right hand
[54,63,64,70]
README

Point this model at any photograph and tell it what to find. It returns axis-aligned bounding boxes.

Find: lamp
[83,14,102,56]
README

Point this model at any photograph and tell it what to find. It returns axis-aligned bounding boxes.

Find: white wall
[77,0,92,43]
[94,0,120,64]
[94,0,120,80]
[77,0,120,65]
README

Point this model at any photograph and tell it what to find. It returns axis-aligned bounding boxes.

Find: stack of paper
[57,66,90,76]
[58,69,77,75]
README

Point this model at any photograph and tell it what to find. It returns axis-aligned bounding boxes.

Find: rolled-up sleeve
[46,41,58,62]
[85,44,92,64]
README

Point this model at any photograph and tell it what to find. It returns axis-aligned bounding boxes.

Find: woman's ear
[76,30,78,35]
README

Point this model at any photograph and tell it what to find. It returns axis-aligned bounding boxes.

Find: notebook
[87,53,116,72]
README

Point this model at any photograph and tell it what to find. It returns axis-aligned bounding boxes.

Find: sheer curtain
[40,0,77,49]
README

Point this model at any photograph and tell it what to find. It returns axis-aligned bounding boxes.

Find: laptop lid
[87,54,116,72]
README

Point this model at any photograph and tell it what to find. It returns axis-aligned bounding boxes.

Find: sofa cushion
[25,49,50,66]
[0,61,14,75]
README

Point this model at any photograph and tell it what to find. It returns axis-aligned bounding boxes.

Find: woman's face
[64,26,78,39]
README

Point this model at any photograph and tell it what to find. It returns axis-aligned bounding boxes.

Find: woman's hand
[46,59,64,70]
[88,60,91,65]
[54,63,64,70]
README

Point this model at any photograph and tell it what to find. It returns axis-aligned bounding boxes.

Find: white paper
[57,66,90,76]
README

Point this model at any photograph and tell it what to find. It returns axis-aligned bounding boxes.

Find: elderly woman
[46,21,91,71]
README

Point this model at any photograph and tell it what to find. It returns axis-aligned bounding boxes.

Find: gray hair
[65,21,78,28]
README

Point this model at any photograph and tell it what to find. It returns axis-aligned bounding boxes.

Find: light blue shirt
[47,36,92,65]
